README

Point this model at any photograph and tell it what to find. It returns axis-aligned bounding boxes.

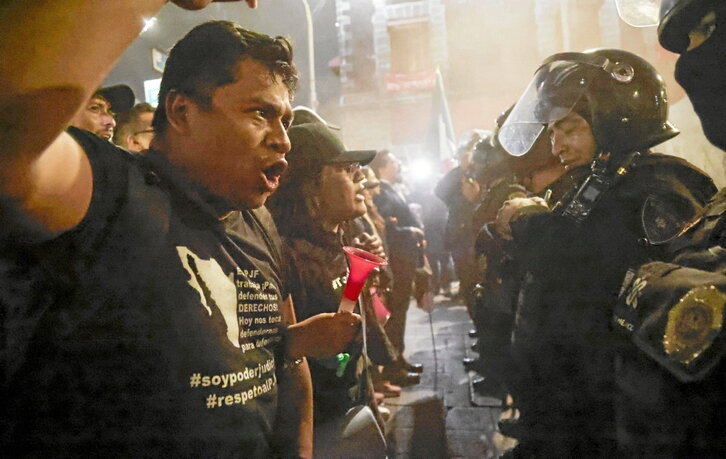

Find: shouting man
[0,1,358,457]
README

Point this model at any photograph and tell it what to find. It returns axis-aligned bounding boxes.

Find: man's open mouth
[262,160,287,190]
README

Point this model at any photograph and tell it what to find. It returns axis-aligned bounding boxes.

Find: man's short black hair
[152,21,298,135]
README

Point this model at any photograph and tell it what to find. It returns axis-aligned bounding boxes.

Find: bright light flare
[142,17,158,34]
[409,158,434,182]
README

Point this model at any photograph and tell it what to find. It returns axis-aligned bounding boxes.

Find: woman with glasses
[267,122,391,456]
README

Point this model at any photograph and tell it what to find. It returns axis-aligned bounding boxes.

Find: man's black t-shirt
[2,128,287,456]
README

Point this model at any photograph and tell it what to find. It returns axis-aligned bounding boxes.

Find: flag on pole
[424,68,457,162]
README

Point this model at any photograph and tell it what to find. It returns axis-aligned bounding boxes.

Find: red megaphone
[339,246,387,313]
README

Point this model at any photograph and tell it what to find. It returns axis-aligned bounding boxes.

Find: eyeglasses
[331,162,361,175]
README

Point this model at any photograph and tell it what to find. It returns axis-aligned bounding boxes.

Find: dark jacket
[282,227,391,421]
[614,185,726,457]
[435,167,477,251]
[508,152,716,455]
[373,182,422,264]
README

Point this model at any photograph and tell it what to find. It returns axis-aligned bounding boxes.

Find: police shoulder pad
[641,194,699,245]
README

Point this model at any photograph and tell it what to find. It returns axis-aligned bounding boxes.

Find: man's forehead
[245,91,293,116]
[550,111,584,128]
[233,59,292,96]
[89,95,111,107]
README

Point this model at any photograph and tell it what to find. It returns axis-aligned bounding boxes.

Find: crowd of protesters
[2,0,726,457]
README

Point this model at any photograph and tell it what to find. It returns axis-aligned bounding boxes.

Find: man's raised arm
[0,0,257,240]
[0,1,169,239]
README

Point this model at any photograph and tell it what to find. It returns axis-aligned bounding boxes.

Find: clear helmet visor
[499,52,634,157]
[615,0,662,27]
[499,59,594,157]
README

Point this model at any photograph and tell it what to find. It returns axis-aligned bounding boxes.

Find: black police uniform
[436,166,480,313]
[468,176,526,380]
[508,152,715,457]
[615,186,726,457]
[475,166,589,405]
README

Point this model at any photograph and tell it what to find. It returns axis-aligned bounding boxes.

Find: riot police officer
[613,1,726,456]
[464,131,528,397]
[495,48,715,457]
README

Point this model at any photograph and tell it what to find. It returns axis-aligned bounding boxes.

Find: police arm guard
[615,261,726,382]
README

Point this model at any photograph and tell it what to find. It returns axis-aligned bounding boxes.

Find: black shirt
[2,128,287,457]
[508,152,715,451]
[282,228,362,421]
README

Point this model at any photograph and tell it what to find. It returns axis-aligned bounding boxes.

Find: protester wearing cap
[291,105,341,129]
[266,122,392,454]
[69,84,135,140]
[281,122,374,183]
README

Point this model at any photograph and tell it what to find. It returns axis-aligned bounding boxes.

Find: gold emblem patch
[663,286,726,365]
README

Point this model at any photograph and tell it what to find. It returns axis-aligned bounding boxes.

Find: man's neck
[148,136,235,218]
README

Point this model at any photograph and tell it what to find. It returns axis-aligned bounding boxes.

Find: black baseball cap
[285,123,376,184]
[94,85,135,114]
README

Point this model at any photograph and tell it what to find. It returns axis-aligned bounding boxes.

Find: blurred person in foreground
[494,48,715,457]
[113,102,156,152]
[612,0,726,456]
[0,3,359,456]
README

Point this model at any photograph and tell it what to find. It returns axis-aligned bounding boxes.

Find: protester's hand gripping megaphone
[338,246,387,313]
[335,246,387,378]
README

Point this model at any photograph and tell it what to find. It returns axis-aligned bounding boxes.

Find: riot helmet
[614,0,723,52]
[469,130,511,184]
[472,131,506,168]
[499,48,678,157]
[456,129,490,163]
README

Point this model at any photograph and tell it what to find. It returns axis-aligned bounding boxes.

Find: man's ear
[165,90,193,135]
[126,134,142,152]
[123,133,137,150]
